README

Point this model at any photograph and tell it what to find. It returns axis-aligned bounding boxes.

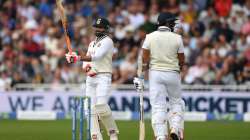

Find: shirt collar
[158,26,171,32]
[93,35,108,46]
[95,35,108,43]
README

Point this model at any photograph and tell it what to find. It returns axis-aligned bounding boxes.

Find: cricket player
[65,18,119,140]
[134,12,185,140]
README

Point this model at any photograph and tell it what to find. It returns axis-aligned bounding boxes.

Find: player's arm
[141,35,150,74]
[66,40,112,63]
[142,48,150,73]
[65,51,92,62]
[81,46,92,72]
[133,35,150,90]
[78,54,92,62]
[177,36,185,71]
[65,47,92,63]
[178,53,185,71]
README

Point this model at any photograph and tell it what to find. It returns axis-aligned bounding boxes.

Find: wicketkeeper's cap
[157,12,177,25]
[93,18,110,30]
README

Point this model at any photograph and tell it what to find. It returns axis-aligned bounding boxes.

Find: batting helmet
[93,18,110,30]
[157,12,177,26]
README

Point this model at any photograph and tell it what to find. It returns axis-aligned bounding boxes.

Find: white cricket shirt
[142,26,184,72]
[87,36,114,73]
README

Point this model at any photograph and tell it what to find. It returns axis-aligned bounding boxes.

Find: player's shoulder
[163,31,182,40]
[102,36,114,44]
[144,31,156,41]
[100,36,114,47]
[146,31,157,37]
[105,36,113,42]
[99,36,111,42]
[172,32,182,38]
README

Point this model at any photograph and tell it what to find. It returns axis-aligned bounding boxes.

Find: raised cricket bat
[137,52,145,140]
[56,0,72,54]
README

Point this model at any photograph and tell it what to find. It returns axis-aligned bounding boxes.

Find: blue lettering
[108,97,118,111]
[122,97,135,111]
[195,97,208,112]
[183,97,193,112]
[225,98,237,113]
[32,96,43,110]
[242,98,250,113]
[68,96,78,111]
[144,97,151,112]
[8,96,30,111]
[209,97,223,113]
[53,97,65,112]
[227,98,250,113]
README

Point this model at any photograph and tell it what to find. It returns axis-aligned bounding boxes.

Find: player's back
[146,29,182,72]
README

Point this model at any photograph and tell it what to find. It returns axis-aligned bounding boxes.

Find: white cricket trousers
[149,70,185,137]
[85,73,116,139]
[86,73,112,106]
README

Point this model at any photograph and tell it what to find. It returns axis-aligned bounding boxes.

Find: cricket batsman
[65,18,119,140]
[134,12,185,140]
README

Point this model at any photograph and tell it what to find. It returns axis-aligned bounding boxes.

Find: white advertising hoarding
[0,91,250,114]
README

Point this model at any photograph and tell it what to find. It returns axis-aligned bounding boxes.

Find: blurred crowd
[1,0,250,90]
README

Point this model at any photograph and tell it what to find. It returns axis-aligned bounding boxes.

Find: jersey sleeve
[91,38,113,61]
[177,36,184,53]
[142,35,150,50]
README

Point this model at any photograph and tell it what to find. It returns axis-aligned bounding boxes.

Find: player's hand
[87,70,97,77]
[82,62,92,72]
[82,62,97,77]
[65,52,80,63]
[133,77,144,91]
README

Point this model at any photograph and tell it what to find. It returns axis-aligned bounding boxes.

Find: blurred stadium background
[1,0,250,140]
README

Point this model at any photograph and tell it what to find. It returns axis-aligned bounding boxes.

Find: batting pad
[95,104,119,135]
[90,113,103,140]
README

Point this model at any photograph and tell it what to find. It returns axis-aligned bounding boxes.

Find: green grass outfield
[0,120,250,140]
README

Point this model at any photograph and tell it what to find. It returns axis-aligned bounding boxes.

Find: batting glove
[65,52,80,63]
[133,77,144,91]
